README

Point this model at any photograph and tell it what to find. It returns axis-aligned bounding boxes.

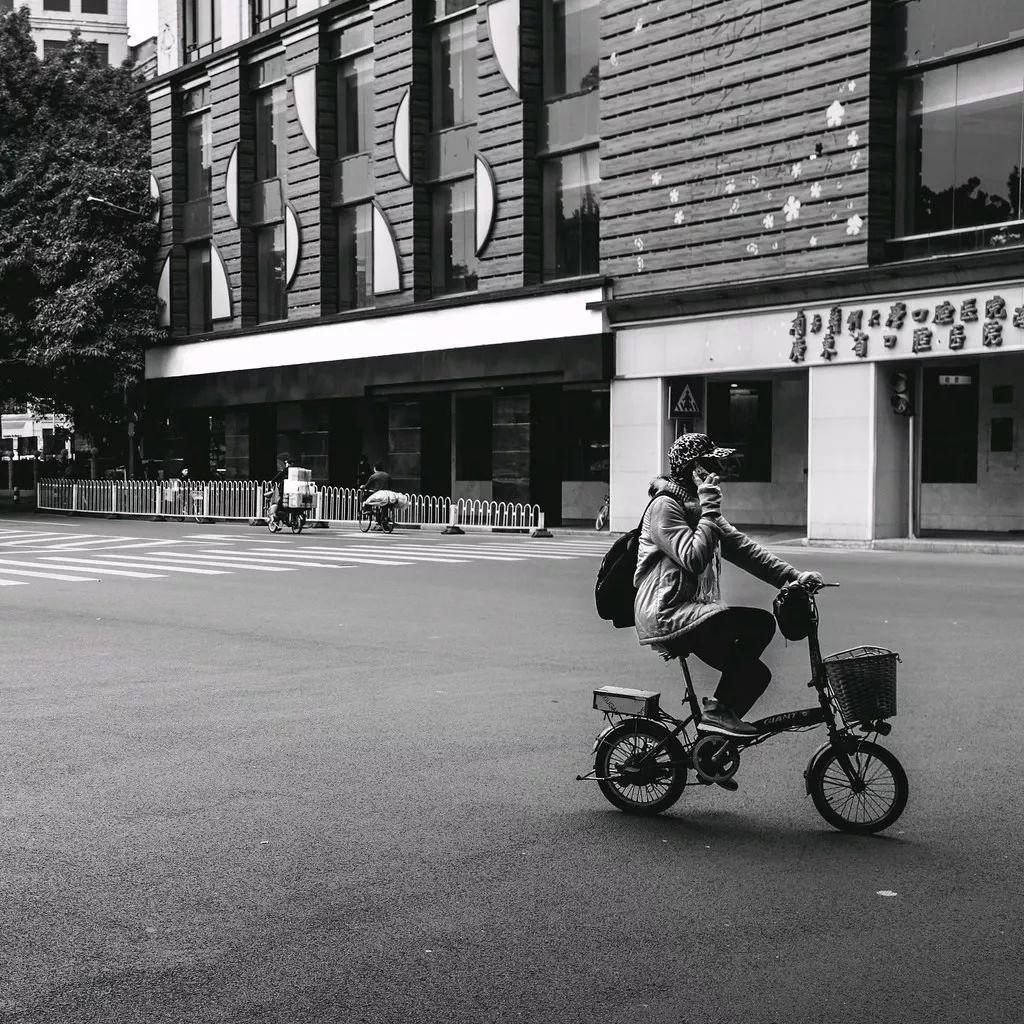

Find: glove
[696,472,722,516]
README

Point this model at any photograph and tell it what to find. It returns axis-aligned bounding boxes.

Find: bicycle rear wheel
[381,508,395,534]
[595,718,687,816]
[807,740,908,835]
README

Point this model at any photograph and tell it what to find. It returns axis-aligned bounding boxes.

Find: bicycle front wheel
[595,718,687,816]
[807,740,908,835]
[358,506,372,533]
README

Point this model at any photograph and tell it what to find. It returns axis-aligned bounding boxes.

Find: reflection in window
[545,0,600,98]
[185,107,212,201]
[542,149,600,279]
[896,50,1024,237]
[184,0,220,62]
[431,179,477,295]
[562,389,610,482]
[893,0,1024,64]
[254,83,287,182]
[81,0,108,14]
[337,204,373,310]
[186,243,212,335]
[706,382,773,482]
[257,223,287,323]
[431,12,477,130]
[337,52,374,156]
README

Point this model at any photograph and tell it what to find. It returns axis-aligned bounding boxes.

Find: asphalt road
[1,513,1021,1024]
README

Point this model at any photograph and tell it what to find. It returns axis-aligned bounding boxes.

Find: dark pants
[675,607,777,718]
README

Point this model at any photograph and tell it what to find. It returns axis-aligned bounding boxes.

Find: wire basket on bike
[822,646,899,724]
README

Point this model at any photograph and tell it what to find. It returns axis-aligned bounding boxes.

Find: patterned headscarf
[667,433,736,481]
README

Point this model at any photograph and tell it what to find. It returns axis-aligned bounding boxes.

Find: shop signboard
[667,377,704,419]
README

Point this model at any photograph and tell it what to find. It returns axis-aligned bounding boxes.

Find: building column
[610,378,667,533]
[807,363,910,542]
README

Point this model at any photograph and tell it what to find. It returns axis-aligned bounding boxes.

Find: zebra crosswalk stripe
[0,577,30,586]
[118,552,297,571]
[198,547,416,567]
[0,533,87,546]
[43,556,227,576]
[0,565,98,582]
[0,557,162,579]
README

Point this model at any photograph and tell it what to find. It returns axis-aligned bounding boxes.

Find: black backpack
[594,497,662,628]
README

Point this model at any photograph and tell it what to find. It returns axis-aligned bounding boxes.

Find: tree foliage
[0,9,161,443]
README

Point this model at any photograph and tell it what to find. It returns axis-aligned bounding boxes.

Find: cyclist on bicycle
[634,433,823,742]
[361,462,391,496]
[267,457,290,523]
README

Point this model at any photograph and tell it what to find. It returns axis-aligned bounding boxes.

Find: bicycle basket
[822,646,899,724]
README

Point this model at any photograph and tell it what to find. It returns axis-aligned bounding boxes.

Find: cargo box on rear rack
[593,686,660,717]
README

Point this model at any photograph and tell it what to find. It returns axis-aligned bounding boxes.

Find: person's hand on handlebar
[795,571,826,590]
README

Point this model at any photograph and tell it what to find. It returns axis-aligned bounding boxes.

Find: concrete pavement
[0,514,1021,1023]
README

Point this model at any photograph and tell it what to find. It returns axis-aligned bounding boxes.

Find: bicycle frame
[584,589,882,789]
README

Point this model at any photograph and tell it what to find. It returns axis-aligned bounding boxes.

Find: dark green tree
[0,8,161,449]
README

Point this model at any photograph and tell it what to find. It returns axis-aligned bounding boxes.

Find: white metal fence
[36,479,547,533]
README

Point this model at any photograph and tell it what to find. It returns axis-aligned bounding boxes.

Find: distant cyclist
[361,462,391,496]
[267,456,291,523]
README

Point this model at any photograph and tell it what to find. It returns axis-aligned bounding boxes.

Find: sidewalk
[577,522,1024,557]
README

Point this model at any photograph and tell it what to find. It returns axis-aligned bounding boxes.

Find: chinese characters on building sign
[785,293,1022,364]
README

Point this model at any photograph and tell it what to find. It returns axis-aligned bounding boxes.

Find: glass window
[431,12,477,130]
[921,366,979,482]
[87,41,109,63]
[337,204,373,310]
[706,382,773,482]
[81,0,108,14]
[0,1,14,13]
[456,396,492,479]
[42,39,69,58]
[43,0,70,10]
[893,0,1024,64]
[431,178,477,295]
[186,243,212,335]
[184,0,220,60]
[542,149,600,279]
[185,109,212,201]
[257,223,287,323]
[254,83,287,182]
[562,390,610,482]
[896,50,1024,237]
[544,0,599,98]
[332,20,373,58]
[337,52,374,156]
[253,0,296,33]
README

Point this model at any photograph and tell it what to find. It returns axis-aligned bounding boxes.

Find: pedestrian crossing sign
[668,377,704,419]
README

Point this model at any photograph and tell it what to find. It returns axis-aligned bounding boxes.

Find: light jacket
[633,476,800,647]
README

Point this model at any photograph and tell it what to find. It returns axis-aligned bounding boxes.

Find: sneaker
[698,698,758,738]
[715,777,739,792]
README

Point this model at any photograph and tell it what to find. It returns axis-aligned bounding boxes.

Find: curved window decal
[293,68,318,155]
[393,88,411,183]
[475,155,497,255]
[210,242,232,321]
[372,202,402,295]
[285,204,301,288]
[157,253,171,327]
[149,173,161,225]
[225,144,238,225]
[487,0,520,97]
